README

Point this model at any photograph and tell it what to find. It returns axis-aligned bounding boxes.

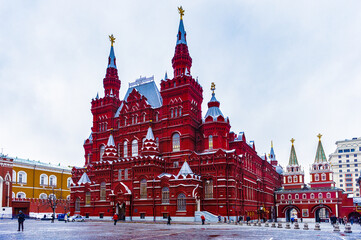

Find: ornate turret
[282,139,304,190]
[172,6,192,78]
[309,134,334,188]
[103,34,121,98]
[141,126,160,156]
[102,134,118,161]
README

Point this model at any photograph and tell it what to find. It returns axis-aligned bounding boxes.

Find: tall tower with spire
[282,139,305,190]
[309,134,334,188]
[103,34,121,98]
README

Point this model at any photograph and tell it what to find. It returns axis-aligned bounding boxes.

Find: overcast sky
[1,1,361,182]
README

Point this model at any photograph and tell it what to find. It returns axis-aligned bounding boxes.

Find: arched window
[17,192,26,199]
[310,193,315,199]
[295,194,299,199]
[281,194,285,200]
[155,112,159,122]
[49,175,57,187]
[67,177,72,188]
[17,171,27,184]
[205,179,213,199]
[162,187,169,204]
[303,194,307,199]
[75,198,80,211]
[177,193,186,211]
[140,179,147,199]
[40,174,48,186]
[12,170,16,183]
[118,143,121,157]
[124,169,129,180]
[315,174,319,181]
[49,194,56,200]
[118,169,122,181]
[123,141,128,158]
[156,137,159,147]
[100,182,106,200]
[124,117,127,126]
[326,192,331,198]
[175,108,178,117]
[318,193,323,199]
[85,192,91,205]
[288,176,292,183]
[209,135,213,150]
[288,194,292,199]
[39,193,47,199]
[293,175,297,182]
[179,108,182,116]
[143,113,146,122]
[172,133,180,152]
[132,139,138,157]
[321,173,326,181]
[100,145,105,161]
[170,109,173,118]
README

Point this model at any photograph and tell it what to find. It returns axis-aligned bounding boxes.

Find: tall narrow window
[124,169,129,180]
[118,169,122,181]
[179,108,182,116]
[100,182,106,200]
[205,180,213,199]
[315,174,319,181]
[123,141,128,158]
[156,138,159,147]
[177,193,186,211]
[171,109,173,118]
[132,140,138,157]
[140,179,147,199]
[162,187,169,204]
[172,133,180,152]
[155,112,159,122]
[75,198,80,211]
[100,145,105,161]
[175,108,178,117]
[85,192,91,205]
[118,143,121,157]
[321,173,326,181]
[209,135,213,150]
[124,117,127,126]
[143,114,146,122]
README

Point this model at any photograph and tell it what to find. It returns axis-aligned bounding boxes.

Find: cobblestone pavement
[1,219,361,240]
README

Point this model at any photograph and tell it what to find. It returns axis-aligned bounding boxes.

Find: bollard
[294,222,300,229]
[265,222,269,227]
[271,222,276,228]
[239,221,243,226]
[285,222,291,229]
[314,223,321,231]
[303,223,309,230]
[258,221,261,227]
[253,222,257,226]
[344,224,352,233]
[277,222,283,228]
[333,224,340,232]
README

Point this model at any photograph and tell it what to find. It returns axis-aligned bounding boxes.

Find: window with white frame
[12,170,16,183]
[17,192,26,199]
[303,194,306,199]
[140,179,147,199]
[315,174,319,181]
[118,169,122,181]
[123,141,128,158]
[205,179,213,199]
[318,193,323,199]
[288,194,292,199]
[326,192,331,198]
[49,175,57,187]
[67,177,72,188]
[162,187,169,204]
[310,193,315,199]
[172,133,180,152]
[18,171,27,184]
[40,174,48,186]
[132,139,138,157]
[39,193,47,199]
[288,176,292,183]
[177,193,186,211]
[281,194,285,200]
[85,192,91,205]
[100,182,106,200]
[295,194,299,199]
[209,135,213,150]
[100,145,105,161]
[321,173,326,181]
[293,175,297,182]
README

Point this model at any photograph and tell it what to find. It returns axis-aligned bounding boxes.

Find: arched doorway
[315,207,329,223]
[116,202,126,221]
[285,208,299,222]
[348,212,361,222]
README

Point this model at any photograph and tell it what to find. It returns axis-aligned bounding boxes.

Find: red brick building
[276,136,358,222]
[70,9,282,221]
[0,155,13,217]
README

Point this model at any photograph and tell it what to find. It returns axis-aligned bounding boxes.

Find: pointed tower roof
[165,71,168,80]
[145,126,155,140]
[108,34,117,69]
[288,138,299,165]
[177,160,194,177]
[142,126,159,156]
[315,133,327,163]
[269,141,276,161]
[107,134,115,146]
[96,92,99,99]
[204,82,225,121]
[176,6,187,45]
[78,172,91,184]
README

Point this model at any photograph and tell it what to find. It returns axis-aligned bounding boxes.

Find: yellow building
[12,157,72,200]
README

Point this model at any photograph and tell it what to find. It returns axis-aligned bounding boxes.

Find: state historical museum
[70,8,282,221]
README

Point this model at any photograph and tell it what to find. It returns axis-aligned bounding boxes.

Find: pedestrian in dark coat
[113,213,118,225]
[17,210,25,231]
[167,215,172,225]
[246,216,251,223]
[201,215,206,225]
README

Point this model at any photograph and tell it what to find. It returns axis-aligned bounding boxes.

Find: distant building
[0,155,13,217]
[0,154,72,217]
[329,137,361,197]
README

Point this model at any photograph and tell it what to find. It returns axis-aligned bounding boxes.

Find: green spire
[315,133,327,163]
[288,138,299,165]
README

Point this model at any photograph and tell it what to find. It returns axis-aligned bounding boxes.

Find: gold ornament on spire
[271,140,273,148]
[317,133,322,141]
[178,6,185,19]
[109,34,116,46]
[290,138,295,145]
[211,82,216,94]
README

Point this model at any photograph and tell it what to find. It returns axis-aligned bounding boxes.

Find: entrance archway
[348,212,361,221]
[286,208,299,222]
[116,202,126,221]
[315,208,329,223]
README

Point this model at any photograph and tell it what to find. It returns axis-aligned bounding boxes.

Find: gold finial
[317,133,322,141]
[109,34,116,46]
[290,138,295,145]
[178,6,185,20]
[211,82,216,94]
[271,140,273,148]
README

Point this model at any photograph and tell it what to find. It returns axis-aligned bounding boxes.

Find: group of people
[330,215,361,225]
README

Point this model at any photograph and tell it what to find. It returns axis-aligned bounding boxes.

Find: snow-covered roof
[177,161,193,177]
[107,134,115,146]
[145,127,155,140]
[275,165,284,175]
[204,107,224,120]
[10,156,71,171]
[78,172,91,184]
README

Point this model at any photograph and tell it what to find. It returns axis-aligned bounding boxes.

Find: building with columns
[70,8,282,222]
[276,135,357,222]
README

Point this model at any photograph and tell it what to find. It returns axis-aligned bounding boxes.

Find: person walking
[113,213,118,225]
[51,214,55,223]
[64,213,68,223]
[167,215,172,225]
[201,215,206,225]
[218,215,221,223]
[17,210,25,231]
